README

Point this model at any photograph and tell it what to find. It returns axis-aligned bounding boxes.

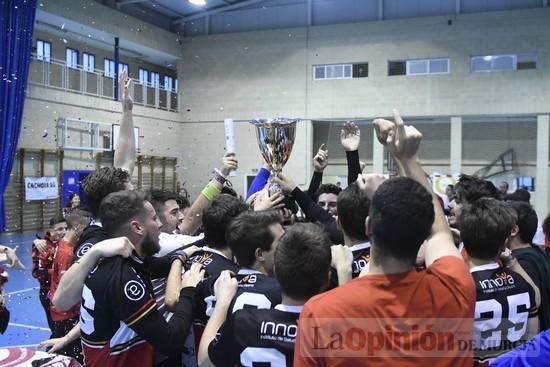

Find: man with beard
[79,191,204,367]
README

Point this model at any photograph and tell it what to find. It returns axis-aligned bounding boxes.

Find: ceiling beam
[173,0,264,25]
[117,0,149,7]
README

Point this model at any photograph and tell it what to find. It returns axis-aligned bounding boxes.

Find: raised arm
[179,153,238,235]
[307,144,328,199]
[340,122,362,186]
[52,237,134,310]
[113,70,136,176]
[374,110,460,266]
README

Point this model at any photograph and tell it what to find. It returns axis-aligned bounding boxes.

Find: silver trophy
[250,117,299,193]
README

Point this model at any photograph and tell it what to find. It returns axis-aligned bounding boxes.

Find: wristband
[201,181,222,201]
[170,250,188,265]
[213,168,227,185]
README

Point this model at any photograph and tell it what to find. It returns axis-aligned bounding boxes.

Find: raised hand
[272,172,297,194]
[340,121,361,152]
[181,262,205,288]
[313,144,329,173]
[220,153,238,176]
[374,109,422,161]
[253,189,285,211]
[356,173,386,200]
[214,270,238,305]
[119,69,133,112]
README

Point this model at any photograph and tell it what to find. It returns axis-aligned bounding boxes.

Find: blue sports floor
[0,232,52,348]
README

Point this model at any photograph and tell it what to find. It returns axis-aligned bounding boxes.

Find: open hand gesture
[340,122,360,152]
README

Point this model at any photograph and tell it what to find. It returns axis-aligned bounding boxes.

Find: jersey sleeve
[427,255,476,306]
[110,265,157,326]
[208,314,239,367]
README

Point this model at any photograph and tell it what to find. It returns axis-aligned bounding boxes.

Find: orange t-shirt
[50,239,80,321]
[294,256,476,367]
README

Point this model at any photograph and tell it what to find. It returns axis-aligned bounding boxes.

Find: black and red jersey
[470,262,538,365]
[80,255,157,367]
[330,242,371,287]
[208,304,302,367]
[72,224,108,263]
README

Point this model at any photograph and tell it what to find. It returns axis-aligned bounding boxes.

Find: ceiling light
[189,0,207,5]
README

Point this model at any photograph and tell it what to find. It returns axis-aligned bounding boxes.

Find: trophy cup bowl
[249,117,299,193]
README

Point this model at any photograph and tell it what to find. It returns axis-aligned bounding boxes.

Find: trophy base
[267,170,282,195]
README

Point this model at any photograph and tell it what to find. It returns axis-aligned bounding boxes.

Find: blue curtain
[0,0,37,231]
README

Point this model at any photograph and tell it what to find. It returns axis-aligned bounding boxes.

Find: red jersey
[31,235,57,289]
[50,239,80,321]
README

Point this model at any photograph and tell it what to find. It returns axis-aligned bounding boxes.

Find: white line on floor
[1,344,40,348]
[8,323,50,331]
[7,287,38,295]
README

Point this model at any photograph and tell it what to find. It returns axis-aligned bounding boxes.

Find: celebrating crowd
[7,72,550,367]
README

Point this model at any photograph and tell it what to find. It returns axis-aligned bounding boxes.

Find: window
[313,63,368,80]
[352,63,368,78]
[118,63,129,74]
[82,53,95,72]
[390,58,449,76]
[174,78,178,92]
[471,53,537,72]
[66,48,79,69]
[139,68,149,85]
[164,75,174,90]
[104,60,129,78]
[104,59,115,78]
[36,40,52,62]
[151,72,160,88]
[388,61,406,76]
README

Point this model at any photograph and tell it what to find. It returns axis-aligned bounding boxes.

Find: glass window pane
[429,59,448,73]
[333,65,343,78]
[407,60,428,74]
[314,66,325,79]
[493,55,515,70]
[471,57,491,72]
[344,65,352,78]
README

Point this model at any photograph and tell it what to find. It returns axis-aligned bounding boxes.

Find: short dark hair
[83,167,131,217]
[370,178,434,265]
[99,191,147,236]
[49,216,66,227]
[507,201,538,244]
[315,184,341,201]
[221,186,238,197]
[65,209,90,228]
[455,175,499,204]
[460,198,517,261]
[274,223,331,300]
[506,189,531,203]
[147,190,179,221]
[226,210,282,268]
[203,194,248,249]
[336,184,370,241]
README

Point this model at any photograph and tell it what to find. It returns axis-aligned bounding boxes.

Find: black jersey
[72,223,108,263]
[186,247,240,280]
[80,255,158,367]
[330,242,371,287]
[208,304,302,367]
[471,262,538,365]
[203,269,282,319]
